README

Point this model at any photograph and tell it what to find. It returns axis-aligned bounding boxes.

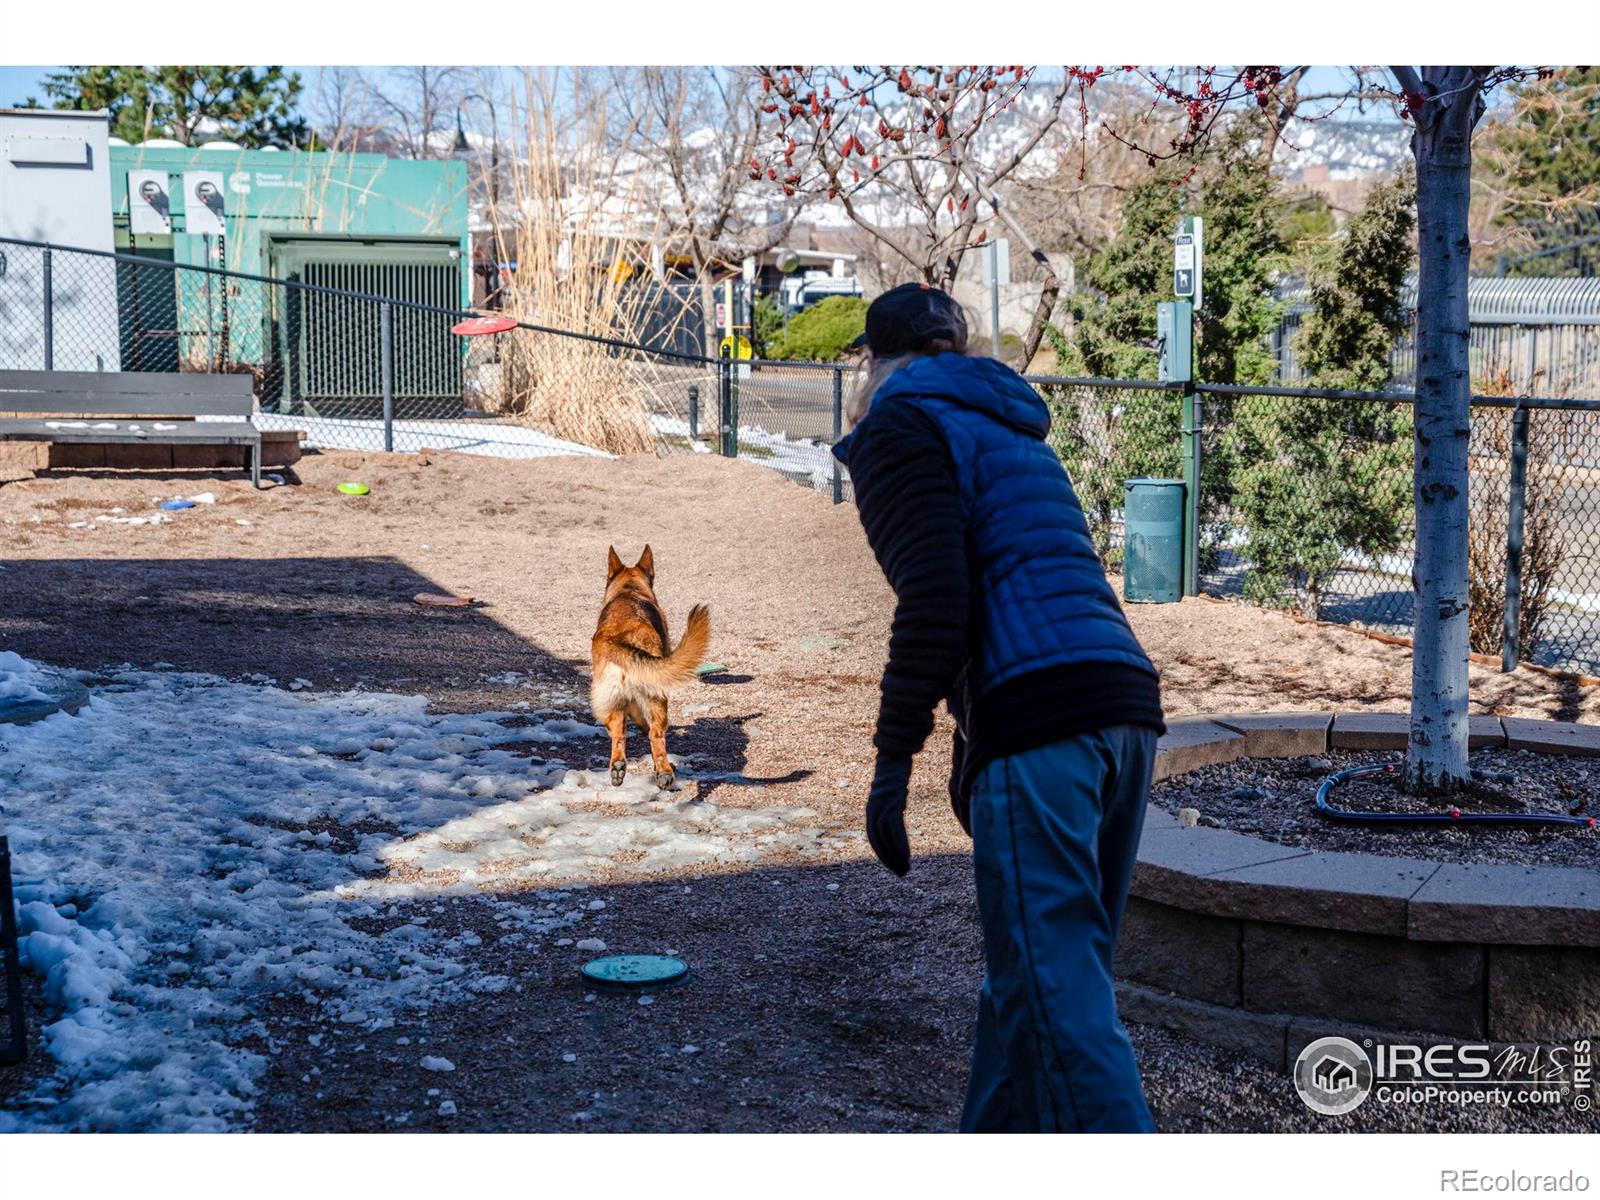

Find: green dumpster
[1123,478,1185,603]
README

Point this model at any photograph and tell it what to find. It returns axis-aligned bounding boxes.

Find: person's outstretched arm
[847,398,970,874]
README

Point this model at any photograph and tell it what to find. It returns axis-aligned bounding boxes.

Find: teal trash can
[1123,478,1185,603]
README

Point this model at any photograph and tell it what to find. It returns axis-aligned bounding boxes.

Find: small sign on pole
[1174,216,1203,311]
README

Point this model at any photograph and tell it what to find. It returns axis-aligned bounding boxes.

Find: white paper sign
[128,170,172,235]
[184,170,226,236]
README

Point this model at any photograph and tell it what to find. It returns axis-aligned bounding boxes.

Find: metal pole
[688,384,699,442]
[989,239,1002,360]
[41,246,53,372]
[831,366,844,504]
[719,345,733,457]
[1182,383,1202,597]
[1502,329,1539,672]
[203,234,215,373]
[1502,403,1531,673]
[380,300,394,453]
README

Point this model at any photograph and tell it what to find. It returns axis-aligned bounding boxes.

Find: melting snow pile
[0,667,837,1132]
[0,651,52,706]
[359,767,833,894]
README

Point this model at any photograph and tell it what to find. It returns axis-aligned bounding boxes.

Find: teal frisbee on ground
[581,954,689,991]
[695,662,727,676]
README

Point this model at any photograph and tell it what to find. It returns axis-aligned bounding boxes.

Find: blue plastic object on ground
[160,499,196,511]
[580,954,689,991]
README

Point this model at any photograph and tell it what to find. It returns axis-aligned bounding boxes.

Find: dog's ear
[636,544,654,580]
[607,546,625,579]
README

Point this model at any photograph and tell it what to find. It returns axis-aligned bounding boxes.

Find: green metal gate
[265,234,464,418]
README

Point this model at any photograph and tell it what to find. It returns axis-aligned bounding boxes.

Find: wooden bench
[0,370,263,488]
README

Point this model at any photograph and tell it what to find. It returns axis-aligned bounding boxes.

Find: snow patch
[0,667,842,1131]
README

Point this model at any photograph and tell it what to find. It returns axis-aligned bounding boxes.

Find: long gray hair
[846,330,970,428]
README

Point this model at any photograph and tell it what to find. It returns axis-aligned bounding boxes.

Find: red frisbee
[451,314,518,337]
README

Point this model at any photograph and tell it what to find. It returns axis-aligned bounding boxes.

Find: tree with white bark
[1092,65,1545,792]
[759,63,1545,793]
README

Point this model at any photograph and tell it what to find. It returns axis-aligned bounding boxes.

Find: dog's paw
[653,770,675,791]
[610,760,627,787]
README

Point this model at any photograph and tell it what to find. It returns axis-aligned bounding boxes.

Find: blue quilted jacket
[862,353,1156,699]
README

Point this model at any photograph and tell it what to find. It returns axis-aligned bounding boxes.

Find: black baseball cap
[849,283,967,356]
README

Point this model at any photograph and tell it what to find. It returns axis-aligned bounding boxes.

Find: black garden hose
[1315,762,1599,829]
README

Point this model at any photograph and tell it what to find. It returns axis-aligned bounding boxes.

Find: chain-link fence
[1036,377,1600,677]
[9,234,1600,674]
[0,235,720,462]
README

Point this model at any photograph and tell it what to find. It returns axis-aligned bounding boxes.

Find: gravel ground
[4,450,1600,1132]
[1152,748,1600,870]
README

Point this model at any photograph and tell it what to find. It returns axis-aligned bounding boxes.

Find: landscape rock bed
[1151,747,1599,871]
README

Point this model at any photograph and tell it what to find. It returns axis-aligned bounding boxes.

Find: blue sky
[1,65,1400,124]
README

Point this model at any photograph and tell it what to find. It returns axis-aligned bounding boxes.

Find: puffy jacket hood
[873,353,1051,440]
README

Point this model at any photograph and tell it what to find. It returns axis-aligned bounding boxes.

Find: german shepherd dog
[590,545,711,789]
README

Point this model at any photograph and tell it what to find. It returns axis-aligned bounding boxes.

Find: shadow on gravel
[0,555,589,706]
[251,851,985,1134]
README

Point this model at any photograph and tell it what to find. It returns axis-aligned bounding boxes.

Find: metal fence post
[1502,402,1531,673]
[380,300,394,453]
[1181,382,1202,597]
[719,346,733,457]
[831,366,844,504]
[41,245,53,372]
[688,384,699,442]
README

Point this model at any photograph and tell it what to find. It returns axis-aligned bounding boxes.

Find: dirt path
[3,451,1596,1132]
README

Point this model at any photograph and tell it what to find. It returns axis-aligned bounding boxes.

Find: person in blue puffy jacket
[832,283,1166,1133]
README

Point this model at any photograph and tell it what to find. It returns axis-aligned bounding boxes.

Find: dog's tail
[613,604,711,691]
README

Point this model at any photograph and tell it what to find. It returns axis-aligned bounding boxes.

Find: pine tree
[1225,169,1417,618]
[39,67,307,148]
[1484,67,1600,276]
[1049,118,1286,562]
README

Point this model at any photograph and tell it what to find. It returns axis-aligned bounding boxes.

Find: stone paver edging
[1118,712,1600,1064]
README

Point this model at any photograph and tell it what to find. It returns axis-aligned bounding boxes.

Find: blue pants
[959,725,1157,1133]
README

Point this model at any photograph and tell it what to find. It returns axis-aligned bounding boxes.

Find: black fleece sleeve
[848,399,970,762]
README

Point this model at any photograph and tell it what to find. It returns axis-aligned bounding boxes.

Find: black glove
[867,754,913,876]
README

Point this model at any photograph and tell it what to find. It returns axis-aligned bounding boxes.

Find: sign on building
[184,171,226,237]
[128,170,172,235]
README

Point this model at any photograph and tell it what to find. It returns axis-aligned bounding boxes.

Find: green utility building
[107,142,470,416]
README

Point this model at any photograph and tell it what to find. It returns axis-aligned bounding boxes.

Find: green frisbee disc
[580,954,689,991]
[337,481,370,496]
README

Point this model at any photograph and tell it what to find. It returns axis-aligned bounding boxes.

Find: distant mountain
[1278,119,1410,181]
